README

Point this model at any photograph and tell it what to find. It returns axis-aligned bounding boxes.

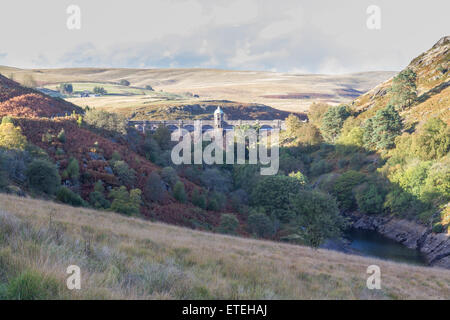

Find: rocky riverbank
[347,212,450,269]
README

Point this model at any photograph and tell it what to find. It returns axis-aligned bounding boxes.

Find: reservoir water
[344,229,428,266]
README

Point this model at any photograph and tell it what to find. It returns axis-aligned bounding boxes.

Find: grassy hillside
[0,66,395,113]
[353,36,449,126]
[0,193,448,300]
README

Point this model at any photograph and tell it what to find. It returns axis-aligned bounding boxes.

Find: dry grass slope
[0,193,449,300]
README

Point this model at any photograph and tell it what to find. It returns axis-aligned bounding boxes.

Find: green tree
[112,161,136,186]
[390,68,417,109]
[412,117,450,160]
[173,181,187,203]
[363,105,403,150]
[153,125,171,150]
[93,86,107,95]
[26,159,61,195]
[59,83,73,94]
[289,190,346,248]
[354,183,384,215]
[89,180,110,209]
[248,212,273,238]
[64,157,80,181]
[191,188,207,209]
[57,128,66,143]
[56,187,85,206]
[109,186,141,215]
[320,105,351,142]
[251,175,304,222]
[217,214,239,235]
[161,167,178,187]
[144,171,165,203]
[332,170,366,211]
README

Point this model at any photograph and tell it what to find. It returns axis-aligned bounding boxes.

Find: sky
[0,0,448,74]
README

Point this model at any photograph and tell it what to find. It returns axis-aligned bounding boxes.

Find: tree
[390,68,417,109]
[0,121,27,151]
[200,168,232,193]
[59,83,73,94]
[288,171,308,186]
[84,109,127,135]
[251,175,304,222]
[57,128,66,143]
[56,187,85,206]
[320,105,351,142]
[285,114,303,136]
[89,180,110,209]
[112,160,136,186]
[144,171,165,203]
[363,105,403,150]
[93,86,107,95]
[308,102,330,126]
[332,170,366,211]
[109,186,141,215]
[248,212,273,237]
[173,181,187,203]
[161,167,178,187]
[26,159,61,195]
[191,188,206,209]
[64,157,80,181]
[354,183,384,215]
[412,117,450,160]
[153,125,171,150]
[289,190,346,248]
[119,79,130,86]
[217,214,239,235]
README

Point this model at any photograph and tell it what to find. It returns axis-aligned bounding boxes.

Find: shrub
[161,167,178,188]
[5,270,60,300]
[310,159,333,176]
[389,68,417,109]
[144,171,165,203]
[56,129,66,143]
[93,86,107,95]
[59,83,73,94]
[217,214,239,235]
[191,188,206,209]
[363,105,403,150]
[308,102,330,126]
[119,79,130,86]
[289,190,346,248]
[354,183,384,215]
[109,186,142,215]
[56,187,85,207]
[251,175,304,222]
[332,170,366,211]
[248,213,273,238]
[26,159,61,195]
[0,121,27,151]
[84,109,126,136]
[112,161,136,187]
[320,105,351,142]
[173,181,187,203]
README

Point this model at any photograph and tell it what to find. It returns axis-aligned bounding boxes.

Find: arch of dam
[129,119,287,133]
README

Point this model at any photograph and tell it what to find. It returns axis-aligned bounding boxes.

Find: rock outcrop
[348,212,450,269]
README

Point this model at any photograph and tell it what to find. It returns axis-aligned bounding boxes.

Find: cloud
[0,0,448,73]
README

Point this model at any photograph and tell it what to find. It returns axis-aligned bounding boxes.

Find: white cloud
[0,0,448,73]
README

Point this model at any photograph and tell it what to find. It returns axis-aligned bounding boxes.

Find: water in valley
[344,229,428,266]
